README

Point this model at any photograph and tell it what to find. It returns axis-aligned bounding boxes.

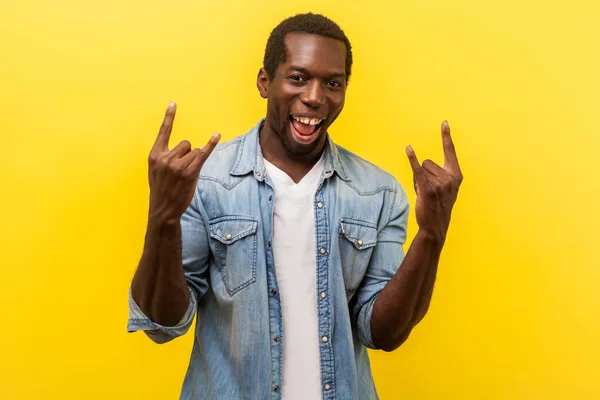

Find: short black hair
[263,13,353,84]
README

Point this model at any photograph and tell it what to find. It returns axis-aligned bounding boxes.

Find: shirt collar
[230,118,351,182]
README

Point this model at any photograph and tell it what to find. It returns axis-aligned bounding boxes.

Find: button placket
[314,191,334,396]
[263,183,282,397]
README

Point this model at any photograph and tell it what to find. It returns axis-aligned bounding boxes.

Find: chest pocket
[339,218,378,301]
[209,216,258,296]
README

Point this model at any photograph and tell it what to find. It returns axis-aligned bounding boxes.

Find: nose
[299,80,325,108]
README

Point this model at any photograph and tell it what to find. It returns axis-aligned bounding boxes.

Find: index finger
[441,120,461,175]
[406,145,429,187]
[153,101,177,152]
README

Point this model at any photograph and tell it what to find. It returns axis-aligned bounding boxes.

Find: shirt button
[225,233,232,240]
[324,384,331,391]
[320,292,327,299]
[268,241,272,247]
[317,202,323,209]
[322,336,328,343]
[357,239,363,246]
[271,289,277,296]
[273,385,279,392]
[268,195,273,201]
[320,248,326,255]
[274,336,280,343]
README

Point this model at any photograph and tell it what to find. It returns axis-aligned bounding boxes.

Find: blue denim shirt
[128,119,409,399]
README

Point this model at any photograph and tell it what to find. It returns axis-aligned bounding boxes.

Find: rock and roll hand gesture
[406,121,463,244]
[147,102,221,224]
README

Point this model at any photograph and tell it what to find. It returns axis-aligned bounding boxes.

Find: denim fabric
[128,119,409,399]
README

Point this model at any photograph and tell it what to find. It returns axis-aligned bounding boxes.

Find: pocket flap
[340,218,377,250]
[209,216,258,245]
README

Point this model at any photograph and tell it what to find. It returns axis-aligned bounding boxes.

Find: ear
[256,68,270,99]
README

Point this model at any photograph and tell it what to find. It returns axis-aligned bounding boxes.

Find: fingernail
[406,145,413,153]
[213,132,221,139]
[168,101,175,108]
[443,120,449,128]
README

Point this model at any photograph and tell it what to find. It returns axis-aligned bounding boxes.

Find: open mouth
[289,115,325,144]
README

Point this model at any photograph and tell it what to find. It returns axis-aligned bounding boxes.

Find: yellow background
[1,0,599,398]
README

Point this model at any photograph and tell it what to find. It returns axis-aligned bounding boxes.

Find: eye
[288,75,306,83]
[326,80,342,88]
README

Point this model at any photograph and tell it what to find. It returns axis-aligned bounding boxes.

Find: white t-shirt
[263,154,325,400]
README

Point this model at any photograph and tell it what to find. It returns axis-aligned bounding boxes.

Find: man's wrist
[415,228,445,248]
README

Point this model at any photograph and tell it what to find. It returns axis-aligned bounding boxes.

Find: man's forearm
[131,218,190,327]
[411,247,442,325]
[370,230,443,351]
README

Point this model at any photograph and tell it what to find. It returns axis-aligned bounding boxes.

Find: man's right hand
[147,101,221,225]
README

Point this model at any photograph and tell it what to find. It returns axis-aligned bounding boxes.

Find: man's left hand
[406,121,463,244]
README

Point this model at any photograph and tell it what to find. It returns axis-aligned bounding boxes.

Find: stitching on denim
[339,220,377,249]
[209,226,256,244]
[340,218,377,229]
[209,218,258,296]
[192,190,200,211]
[321,185,336,399]
[231,134,247,173]
[341,179,396,196]
[314,191,325,393]
[209,215,258,224]
[387,183,399,224]
[223,232,257,296]
[335,147,351,182]
[212,241,226,281]
[129,318,178,336]
[128,318,152,323]
[340,232,377,249]
[199,175,247,190]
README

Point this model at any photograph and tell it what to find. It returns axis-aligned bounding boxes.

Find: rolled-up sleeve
[127,286,197,344]
[127,189,211,344]
[351,181,409,349]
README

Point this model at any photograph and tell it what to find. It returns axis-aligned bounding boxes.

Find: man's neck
[259,122,326,184]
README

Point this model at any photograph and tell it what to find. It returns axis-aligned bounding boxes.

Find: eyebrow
[287,65,346,80]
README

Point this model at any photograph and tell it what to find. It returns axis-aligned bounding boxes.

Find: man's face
[258,32,347,156]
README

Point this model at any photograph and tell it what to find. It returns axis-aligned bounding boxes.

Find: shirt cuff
[127,286,197,344]
[357,294,379,350]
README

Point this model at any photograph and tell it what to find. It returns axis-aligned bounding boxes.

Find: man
[128,12,462,400]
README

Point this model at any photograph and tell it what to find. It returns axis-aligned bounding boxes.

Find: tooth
[293,116,322,125]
